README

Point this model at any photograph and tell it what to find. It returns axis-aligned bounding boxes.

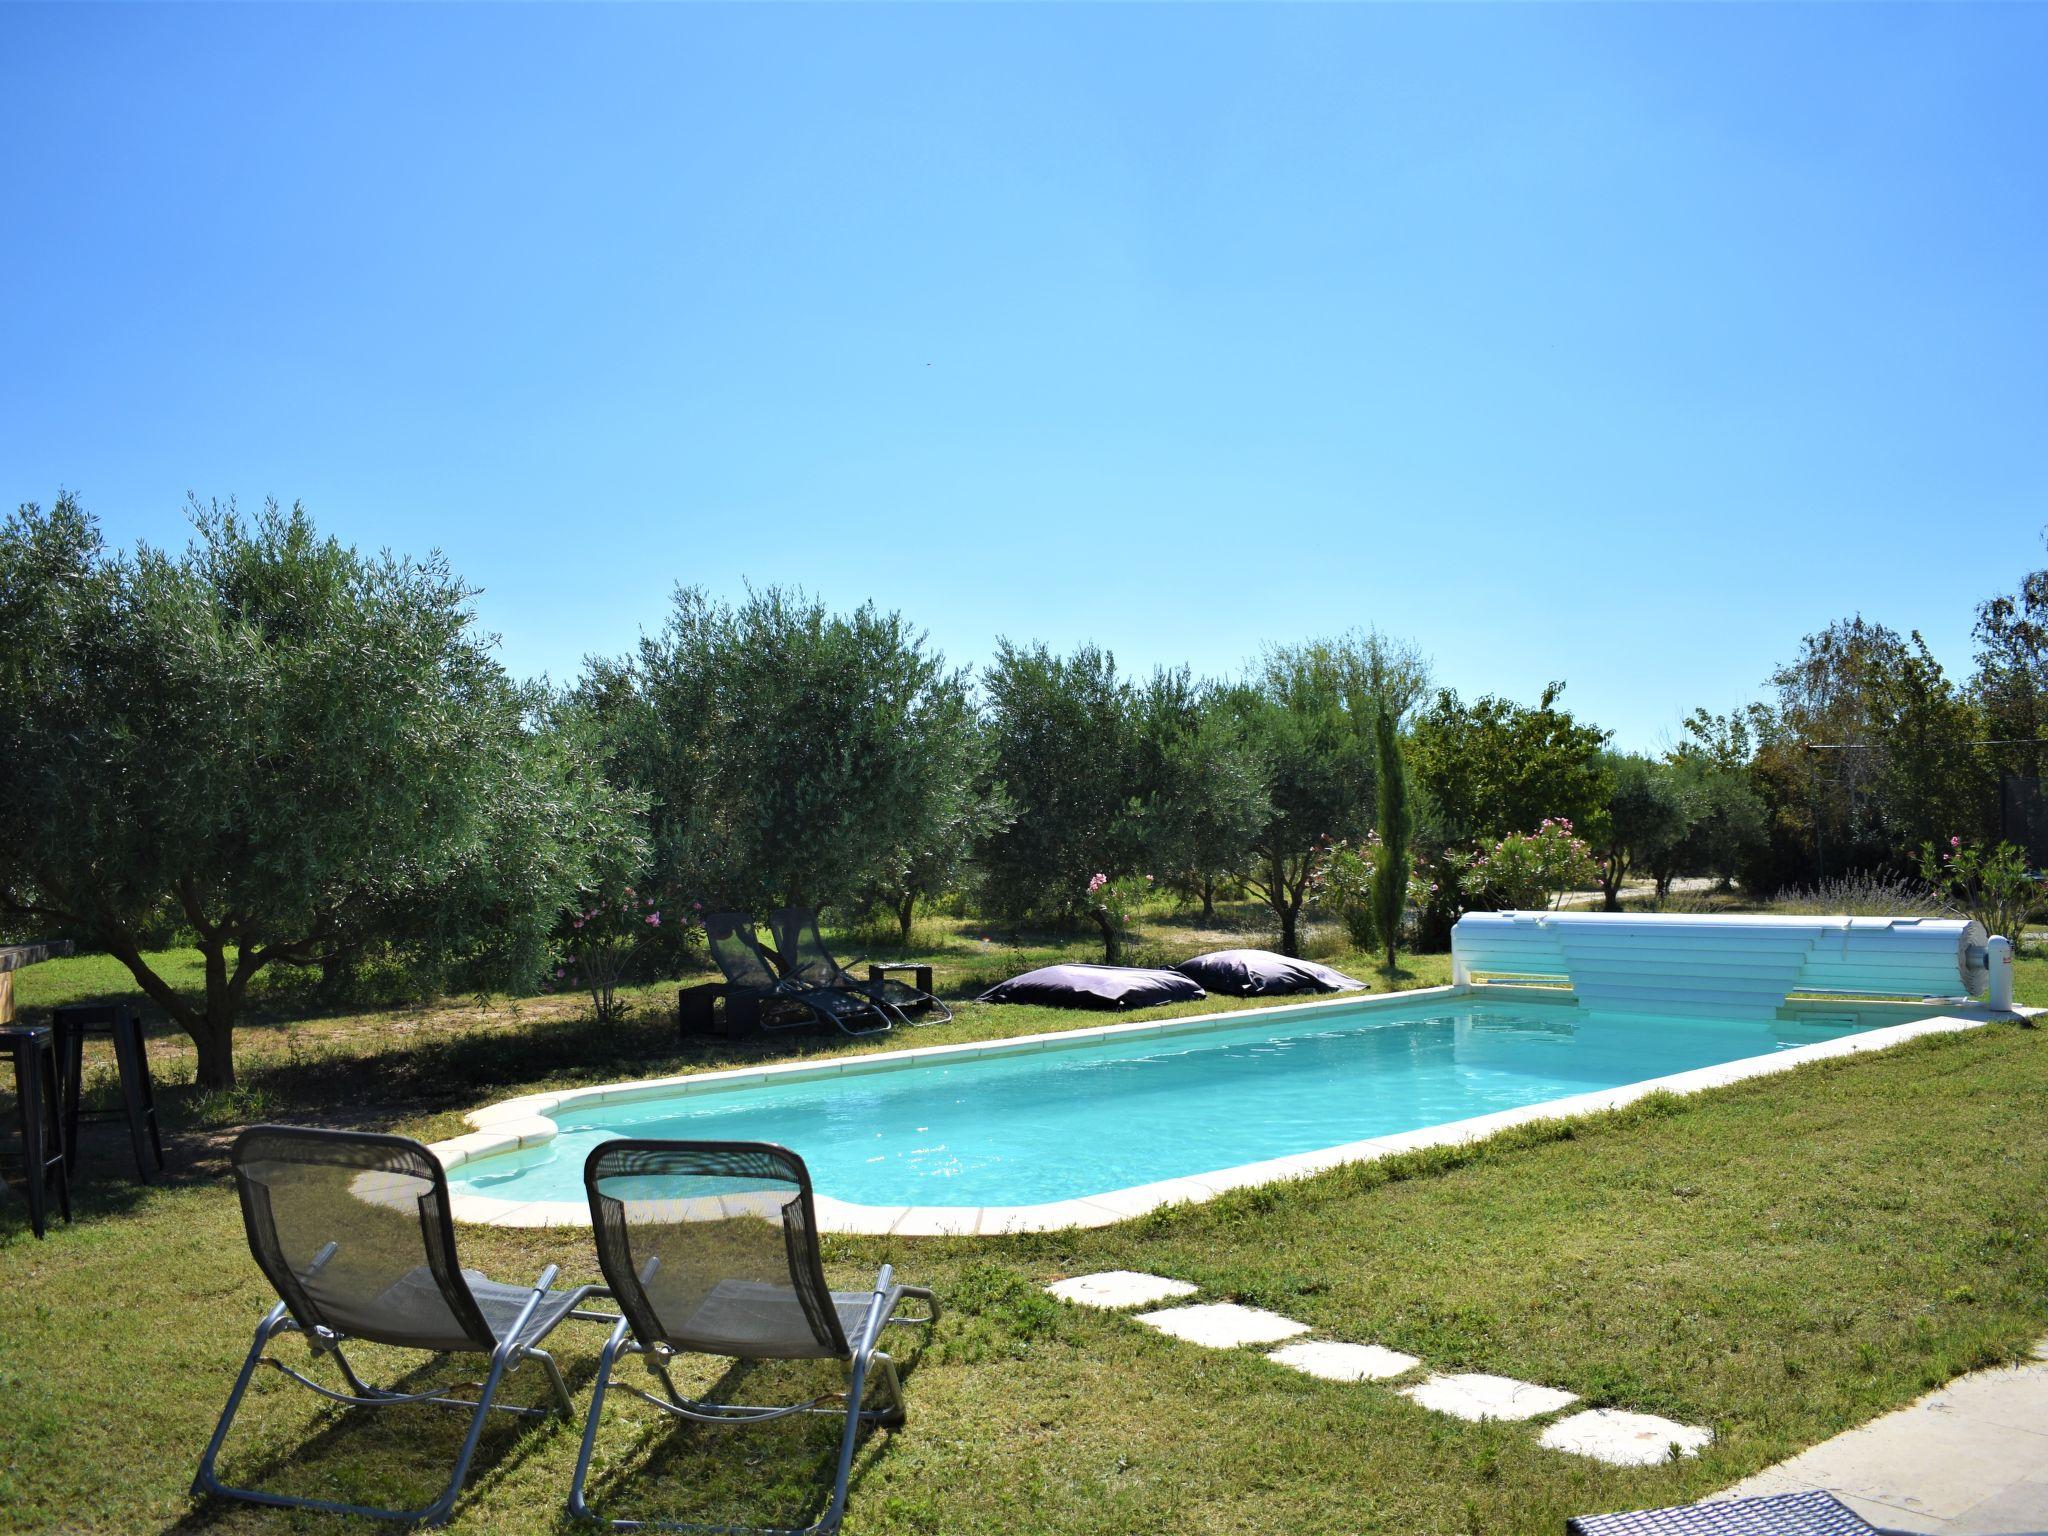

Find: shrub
[1920,839,2039,950]
[1312,839,1381,951]
[552,881,698,1022]
[1413,848,1479,951]
[1766,873,1956,918]
[1474,819,1600,911]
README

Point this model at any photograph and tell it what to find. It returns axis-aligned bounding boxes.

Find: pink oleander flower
[646,913,661,926]
[572,918,583,929]
[1951,835,1962,847]
[1088,872,1107,893]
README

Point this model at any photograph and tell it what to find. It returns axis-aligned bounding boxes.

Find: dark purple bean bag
[1173,948,1367,997]
[977,963,1207,1010]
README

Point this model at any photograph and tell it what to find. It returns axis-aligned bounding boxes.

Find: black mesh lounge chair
[1567,1490,1893,1534]
[569,1140,939,1535]
[704,911,895,1037]
[769,907,952,1026]
[193,1125,603,1527]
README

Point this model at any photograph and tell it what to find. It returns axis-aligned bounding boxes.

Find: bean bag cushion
[1173,948,1367,997]
[977,963,1206,1010]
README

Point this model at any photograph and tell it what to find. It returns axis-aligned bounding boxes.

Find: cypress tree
[1370,708,1412,972]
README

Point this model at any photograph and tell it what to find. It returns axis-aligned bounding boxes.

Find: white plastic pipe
[1987,935,2016,1013]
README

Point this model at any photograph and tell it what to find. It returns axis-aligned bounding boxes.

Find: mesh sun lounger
[193,1126,604,1527]
[1568,1490,1890,1535]
[769,907,952,1025]
[704,911,896,1037]
[569,1140,940,1535]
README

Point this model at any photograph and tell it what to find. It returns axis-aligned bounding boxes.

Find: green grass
[2,913,2045,1535]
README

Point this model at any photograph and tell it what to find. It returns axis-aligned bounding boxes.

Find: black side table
[677,983,762,1039]
[1,1024,71,1238]
[53,1003,164,1183]
[867,962,935,996]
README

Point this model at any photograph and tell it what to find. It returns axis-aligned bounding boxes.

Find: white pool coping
[428,983,2019,1236]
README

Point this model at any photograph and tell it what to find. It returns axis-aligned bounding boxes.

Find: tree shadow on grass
[156,1330,615,1534]
[155,1318,932,1535]
[0,1001,849,1235]
[570,1335,931,1534]
[1140,902,1276,936]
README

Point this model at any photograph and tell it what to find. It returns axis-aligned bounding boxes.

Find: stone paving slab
[1540,1408,1712,1467]
[1400,1372,1579,1423]
[1267,1341,1421,1383]
[1045,1271,1198,1310]
[1133,1302,1311,1349]
[1715,1341,2048,1534]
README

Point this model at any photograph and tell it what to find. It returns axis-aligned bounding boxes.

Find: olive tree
[1130,670,1270,923]
[1667,765,1769,894]
[0,495,632,1087]
[1593,754,1691,909]
[872,697,1012,943]
[1234,633,1428,956]
[976,641,1140,920]
[581,586,979,917]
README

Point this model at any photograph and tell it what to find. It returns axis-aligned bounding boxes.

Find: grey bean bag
[977,963,1206,1010]
[1173,948,1367,997]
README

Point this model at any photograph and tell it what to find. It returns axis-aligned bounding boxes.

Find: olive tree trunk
[1090,905,1123,965]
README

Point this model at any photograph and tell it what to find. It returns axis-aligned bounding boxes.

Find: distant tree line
[4,496,2042,1084]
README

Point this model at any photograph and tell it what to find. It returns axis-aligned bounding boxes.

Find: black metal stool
[52,1003,164,1183]
[1,1024,71,1237]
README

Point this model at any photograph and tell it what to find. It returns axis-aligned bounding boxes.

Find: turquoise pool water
[448,999,1884,1212]
[447,997,1889,1210]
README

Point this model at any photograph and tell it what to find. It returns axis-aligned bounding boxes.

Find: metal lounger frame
[703,912,897,1038]
[191,1124,613,1527]
[767,908,952,1027]
[568,1139,939,1535]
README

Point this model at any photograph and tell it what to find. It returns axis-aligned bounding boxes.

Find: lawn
[3,911,2045,1536]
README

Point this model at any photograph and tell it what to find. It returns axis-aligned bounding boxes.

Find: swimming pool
[436,985,1972,1233]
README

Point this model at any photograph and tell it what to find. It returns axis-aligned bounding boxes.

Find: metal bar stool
[1,1024,71,1237]
[53,1003,164,1183]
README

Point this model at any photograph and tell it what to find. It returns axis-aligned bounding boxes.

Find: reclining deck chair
[569,1140,939,1535]
[769,908,952,1025]
[703,911,895,1037]
[194,1125,602,1526]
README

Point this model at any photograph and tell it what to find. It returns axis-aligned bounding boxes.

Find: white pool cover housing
[1451,912,1990,1018]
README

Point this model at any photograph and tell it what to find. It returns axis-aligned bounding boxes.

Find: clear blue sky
[4,4,2044,751]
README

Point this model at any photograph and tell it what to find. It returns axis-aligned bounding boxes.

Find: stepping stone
[1400,1372,1579,1422]
[1268,1341,1420,1382]
[1540,1408,1713,1467]
[1134,1302,1311,1348]
[1045,1271,1198,1310]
